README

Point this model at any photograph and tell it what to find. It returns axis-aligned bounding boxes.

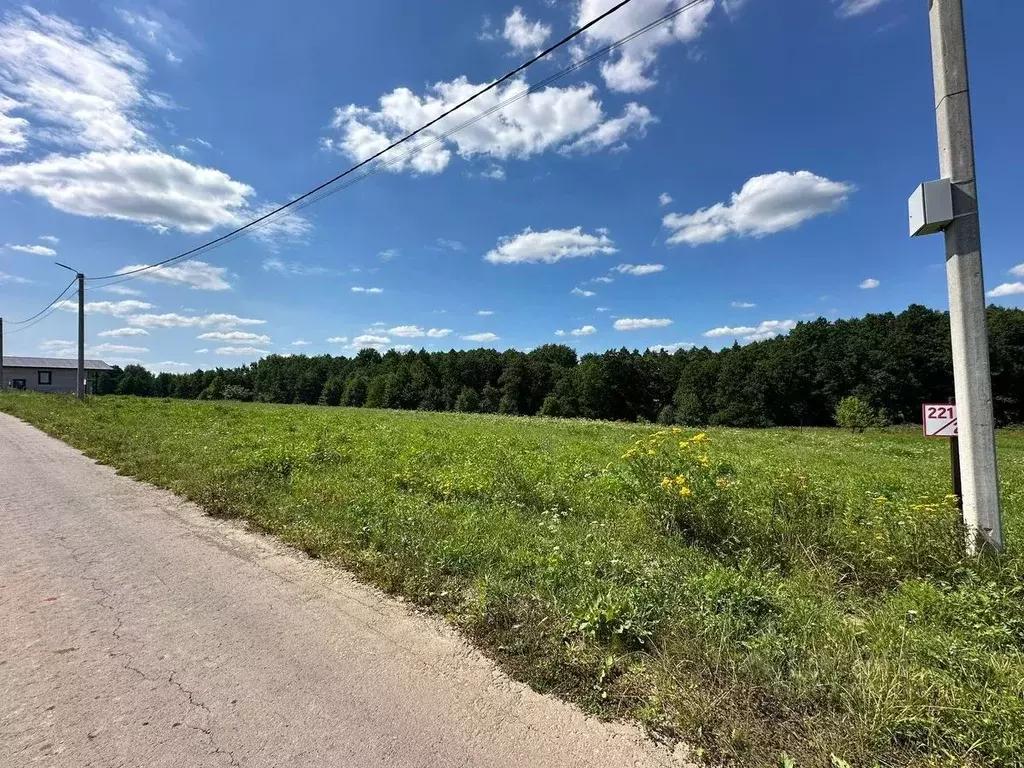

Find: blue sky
[1,0,1022,372]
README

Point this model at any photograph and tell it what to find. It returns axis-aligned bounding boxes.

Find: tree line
[97,304,1024,426]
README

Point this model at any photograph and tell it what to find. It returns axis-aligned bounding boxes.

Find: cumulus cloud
[0,270,31,284]
[327,336,348,343]
[0,9,301,241]
[574,0,716,92]
[477,309,494,316]
[197,331,271,343]
[39,235,59,243]
[126,312,265,329]
[987,283,1024,298]
[115,260,230,291]
[290,340,312,347]
[859,278,880,289]
[572,287,596,297]
[731,300,756,308]
[704,319,797,342]
[570,325,597,336]
[352,286,383,294]
[325,75,655,175]
[98,284,143,296]
[56,299,152,316]
[615,263,664,276]
[663,171,855,246]
[98,327,148,337]
[648,341,695,353]
[385,325,454,339]
[350,334,390,350]
[614,317,672,330]
[1010,264,1024,278]
[214,346,270,356]
[554,330,566,337]
[0,150,254,234]
[659,192,673,206]
[503,8,551,52]
[6,243,56,256]
[462,332,499,343]
[485,226,616,264]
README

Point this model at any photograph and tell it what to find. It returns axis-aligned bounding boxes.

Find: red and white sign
[922,403,958,437]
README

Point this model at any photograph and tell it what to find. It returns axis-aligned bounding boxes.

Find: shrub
[835,396,881,432]
[656,405,676,425]
[222,384,254,402]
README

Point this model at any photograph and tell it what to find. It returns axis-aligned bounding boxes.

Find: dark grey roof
[3,356,115,371]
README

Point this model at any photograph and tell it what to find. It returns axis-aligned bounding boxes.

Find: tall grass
[2,393,1022,768]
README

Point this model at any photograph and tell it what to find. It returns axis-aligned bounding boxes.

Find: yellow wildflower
[678,440,690,450]
[698,454,711,468]
[660,477,673,490]
[678,485,692,498]
[715,477,730,489]
[671,427,682,434]
[692,433,708,442]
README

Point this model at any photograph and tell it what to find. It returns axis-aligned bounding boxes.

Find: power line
[5,276,78,326]
[89,0,710,286]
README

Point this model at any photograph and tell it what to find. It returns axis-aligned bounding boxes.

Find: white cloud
[0,150,255,234]
[116,260,230,291]
[427,328,453,338]
[245,204,311,247]
[326,75,655,175]
[987,283,1024,298]
[0,9,299,242]
[38,339,75,352]
[378,248,399,261]
[615,263,664,276]
[859,278,880,289]
[592,276,614,284]
[659,192,673,206]
[704,319,797,342]
[572,287,596,297]
[98,327,148,337]
[351,286,383,294]
[574,0,716,92]
[327,336,348,343]
[98,284,143,296]
[570,325,597,336]
[480,165,506,180]
[462,332,499,343]
[194,348,209,354]
[126,312,264,329]
[614,317,672,330]
[436,238,466,251]
[0,8,148,152]
[190,137,212,149]
[554,330,566,337]
[663,171,855,246]
[90,342,149,354]
[57,299,152,316]
[261,257,331,276]
[290,340,312,346]
[214,346,270,357]
[351,334,390,349]
[835,0,891,18]
[477,309,494,316]
[39,235,59,243]
[0,270,32,284]
[503,8,551,52]
[648,342,695,353]
[596,307,609,312]
[730,300,756,308]
[485,226,616,264]
[389,325,426,338]
[1009,264,1024,278]
[562,103,656,154]
[197,331,271,344]
[391,344,415,353]
[6,243,56,256]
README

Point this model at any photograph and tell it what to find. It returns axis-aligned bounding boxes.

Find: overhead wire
[88,0,712,288]
[4,276,78,330]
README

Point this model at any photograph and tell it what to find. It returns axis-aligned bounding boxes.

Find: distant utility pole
[0,317,5,391]
[56,262,87,401]
[929,0,1002,552]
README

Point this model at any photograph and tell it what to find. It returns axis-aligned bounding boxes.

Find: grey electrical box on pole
[910,0,1002,552]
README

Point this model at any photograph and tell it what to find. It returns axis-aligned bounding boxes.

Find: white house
[1,357,114,394]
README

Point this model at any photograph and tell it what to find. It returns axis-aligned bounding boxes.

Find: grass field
[2,393,1022,768]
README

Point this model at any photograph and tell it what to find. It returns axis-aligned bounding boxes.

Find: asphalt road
[0,413,687,768]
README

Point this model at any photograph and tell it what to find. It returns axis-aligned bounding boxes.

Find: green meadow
[3,393,1022,768]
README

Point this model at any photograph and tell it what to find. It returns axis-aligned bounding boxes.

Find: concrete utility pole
[928,0,1002,552]
[77,272,85,400]
[0,317,5,391]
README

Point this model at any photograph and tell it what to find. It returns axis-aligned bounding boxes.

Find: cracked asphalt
[0,413,690,768]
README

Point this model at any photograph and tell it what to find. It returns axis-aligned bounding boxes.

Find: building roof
[2,356,115,371]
